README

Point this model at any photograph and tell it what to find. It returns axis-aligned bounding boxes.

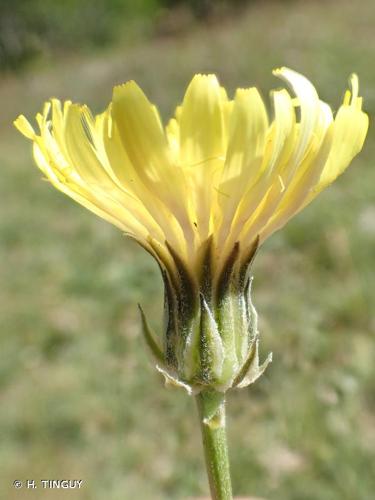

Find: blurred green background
[1,0,374,499]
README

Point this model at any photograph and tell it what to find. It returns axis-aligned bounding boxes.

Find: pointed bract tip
[138,303,165,364]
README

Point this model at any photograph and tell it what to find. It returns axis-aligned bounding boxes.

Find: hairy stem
[196,390,233,500]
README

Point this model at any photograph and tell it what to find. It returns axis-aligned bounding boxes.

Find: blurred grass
[1,0,375,498]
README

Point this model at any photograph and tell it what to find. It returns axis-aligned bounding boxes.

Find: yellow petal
[63,104,113,186]
[259,123,335,242]
[112,81,171,182]
[222,87,268,184]
[14,115,36,139]
[241,98,333,246]
[273,67,320,166]
[175,74,227,239]
[33,140,159,244]
[112,81,194,251]
[216,87,268,245]
[267,88,296,175]
[314,102,368,190]
[101,108,189,251]
[218,87,296,257]
[179,74,226,166]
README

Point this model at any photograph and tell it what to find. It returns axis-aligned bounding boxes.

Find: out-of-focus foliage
[0,0,259,71]
[162,0,249,19]
[0,0,159,70]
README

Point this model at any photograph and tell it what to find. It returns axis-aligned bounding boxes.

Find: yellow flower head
[15,68,368,393]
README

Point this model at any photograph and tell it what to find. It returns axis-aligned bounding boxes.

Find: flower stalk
[196,390,233,500]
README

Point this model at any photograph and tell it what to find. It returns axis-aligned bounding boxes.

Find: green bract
[141,237,272,394]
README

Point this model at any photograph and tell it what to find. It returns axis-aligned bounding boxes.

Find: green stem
[196,390,233,500]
